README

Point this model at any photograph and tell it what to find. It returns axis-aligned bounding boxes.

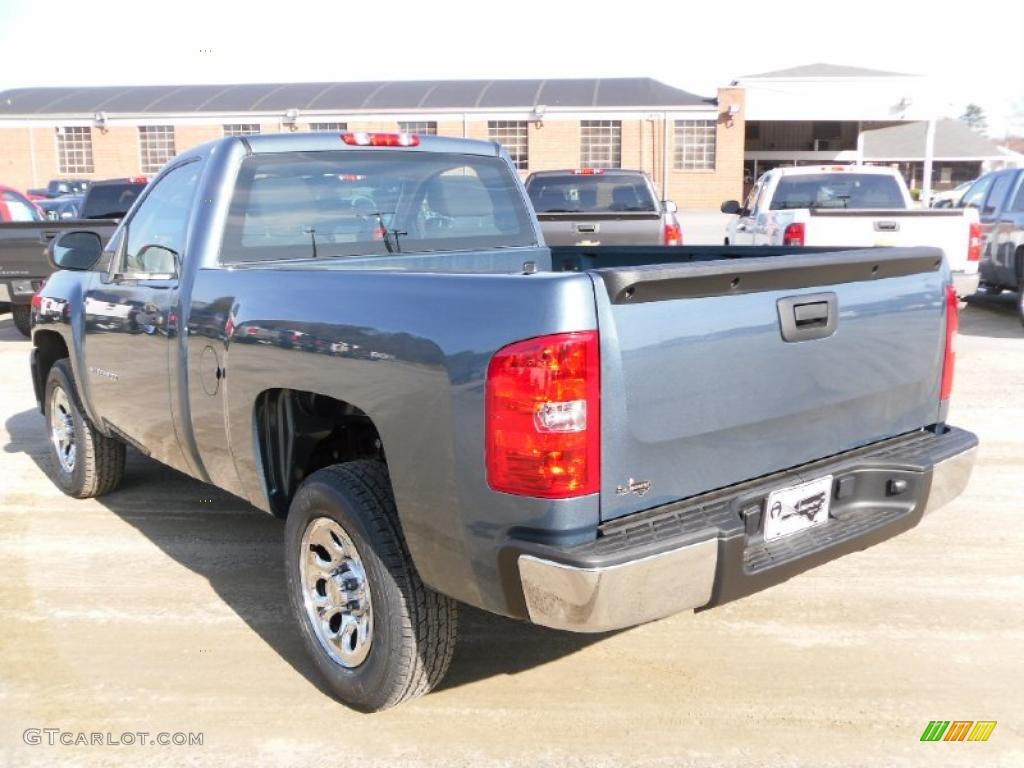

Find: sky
[1,0,1021,136]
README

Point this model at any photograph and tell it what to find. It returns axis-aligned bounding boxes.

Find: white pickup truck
[722,165,981,295]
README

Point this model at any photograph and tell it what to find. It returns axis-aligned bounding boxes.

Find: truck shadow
[960,294,1021,338]
[0,314,28,343]
[3,406,611,703]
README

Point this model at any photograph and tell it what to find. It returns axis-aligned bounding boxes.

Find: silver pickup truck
[31,131,976,711]
[525,168,681,246]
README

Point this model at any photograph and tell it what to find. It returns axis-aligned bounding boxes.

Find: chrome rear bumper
[518,427,977,632]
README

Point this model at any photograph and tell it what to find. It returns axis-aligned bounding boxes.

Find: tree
[959,103,988,133]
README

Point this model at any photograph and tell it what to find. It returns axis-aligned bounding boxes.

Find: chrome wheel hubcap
[49,386,76,474]
[299,517,373,668]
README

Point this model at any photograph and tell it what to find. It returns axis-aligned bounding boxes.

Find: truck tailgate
[805,208,976,273]
[591,247,947,521]
[538,212,663,246]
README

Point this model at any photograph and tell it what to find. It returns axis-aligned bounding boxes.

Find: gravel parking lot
[0,295,1021,768]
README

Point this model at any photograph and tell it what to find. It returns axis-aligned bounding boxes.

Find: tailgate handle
[576,223,598,233]
[777,292,838,342]
[874,221,899,232]
[39,230,60,243]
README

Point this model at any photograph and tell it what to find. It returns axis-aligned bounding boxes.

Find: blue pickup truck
[30,130,977,711]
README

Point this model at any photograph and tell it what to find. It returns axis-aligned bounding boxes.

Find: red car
[0,185,45,222]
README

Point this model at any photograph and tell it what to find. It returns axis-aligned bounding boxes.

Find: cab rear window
[526,174,657,213]
[770,174,905,210]
[220,150,536,263]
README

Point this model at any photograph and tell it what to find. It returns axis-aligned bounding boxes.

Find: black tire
[43,359,126,498]
[12,304,31,337]
[1017,279,1024,328]
[976,282,1001,296]
[284,460,458,712]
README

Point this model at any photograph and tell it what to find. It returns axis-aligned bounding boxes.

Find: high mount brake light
[341,132,420,147]
[572,169,605,175]
[486,332,600,498]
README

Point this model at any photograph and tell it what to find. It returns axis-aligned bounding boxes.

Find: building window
[674,120,717,171]
[579,120,621,169]
[488,120,528,170]
[139,126,177,174]
[55,126,94,174]
[308,122,347,132]
[398,121,437,135]
[223,124,261,137]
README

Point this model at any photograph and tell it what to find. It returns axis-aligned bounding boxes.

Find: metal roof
[0,78,711,116]
[861,119,1003,159]
[741,63,911,79]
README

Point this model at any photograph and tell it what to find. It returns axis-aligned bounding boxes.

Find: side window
[2,191,42,222]
[742,181,761,213]
[1010,174,1024,213]
[960,175,993,210]
[121,160,202,275]
[983,173,1014,216]
[752,177,771,213]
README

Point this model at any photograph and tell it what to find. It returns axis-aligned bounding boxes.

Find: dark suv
[961,169,1024,324]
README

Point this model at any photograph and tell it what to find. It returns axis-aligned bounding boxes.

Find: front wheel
[284,460,458,711]
[12,304,31,337]
[44,360,126,498]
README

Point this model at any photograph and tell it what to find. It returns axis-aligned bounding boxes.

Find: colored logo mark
[920,720,997,742]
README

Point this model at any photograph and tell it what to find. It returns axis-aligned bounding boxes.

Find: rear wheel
[12,304,31,337]
[44,359,126,498]
[284,460,458,711]
[1017,277,1024,327]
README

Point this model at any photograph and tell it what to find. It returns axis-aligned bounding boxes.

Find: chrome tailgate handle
[576,223,598,233]
[777,292,838,342]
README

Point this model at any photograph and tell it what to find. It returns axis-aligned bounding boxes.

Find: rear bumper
[952,271,980,298]
[516,426,977,632]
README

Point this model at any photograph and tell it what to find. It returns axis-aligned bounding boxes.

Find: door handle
[777,292,838,342]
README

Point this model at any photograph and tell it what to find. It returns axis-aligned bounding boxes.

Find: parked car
[37,195,84,220]
[0,177,147,336]
[26,179,90,200]
[524,168,681,245]
[960,168,1024,323]
[31,131,976,711]
[721,165,981,296]
[0,185,45,222]
[930,180,974,208]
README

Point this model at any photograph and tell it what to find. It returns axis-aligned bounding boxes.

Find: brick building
[0,78,744,208]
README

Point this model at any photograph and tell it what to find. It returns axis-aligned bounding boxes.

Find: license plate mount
[763,474,833,542]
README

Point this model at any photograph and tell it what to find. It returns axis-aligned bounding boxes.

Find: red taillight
[967,222,982,262]
[486,331,600,498]
[571,169,604,175]
[341,132,420,147]
[664,222,682,246]
[30,279,47,310]
[130,176,148,184]
[783,222,805,246]
[940,284,958,401]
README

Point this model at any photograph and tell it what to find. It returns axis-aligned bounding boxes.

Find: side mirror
[720,200,741,215]
[49,230,103,271]
[136,244,179,277]
[662,200,678,214]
